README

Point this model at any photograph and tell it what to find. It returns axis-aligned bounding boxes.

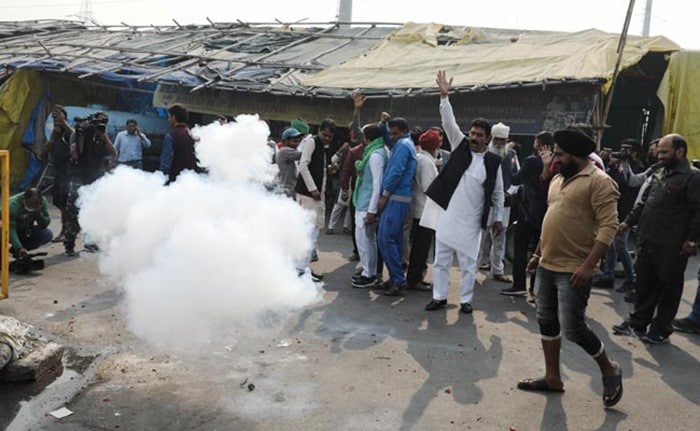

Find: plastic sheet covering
[0,70,44,185]
[304,23,679,92]
[657,50,700,160]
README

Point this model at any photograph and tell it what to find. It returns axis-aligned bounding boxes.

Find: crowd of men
[2,71,699,409]
[270,71,699,407]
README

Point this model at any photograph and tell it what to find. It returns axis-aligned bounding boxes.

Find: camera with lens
[610,148,630,160]
[74,111,109,135]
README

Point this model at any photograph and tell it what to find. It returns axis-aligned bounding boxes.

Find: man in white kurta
[421,71,505,313]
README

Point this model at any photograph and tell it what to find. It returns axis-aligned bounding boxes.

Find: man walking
[421,71,505,314]
[613,134,700,344]
[518,127,622,408]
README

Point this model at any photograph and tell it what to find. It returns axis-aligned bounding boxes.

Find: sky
[0,0,698,49]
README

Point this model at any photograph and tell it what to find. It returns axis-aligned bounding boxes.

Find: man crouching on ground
[518,127,623,408]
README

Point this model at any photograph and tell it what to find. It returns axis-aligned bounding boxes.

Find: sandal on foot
[602,364,623,407]
[517,378,564,393]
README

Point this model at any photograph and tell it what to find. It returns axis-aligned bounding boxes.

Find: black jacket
[425,137,501,229]
[511,153,546,228]
[625,160,700,249]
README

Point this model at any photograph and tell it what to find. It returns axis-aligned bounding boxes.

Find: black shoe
[325,229,335,235]
[64,248,77,257]
[352,275,377,289]
[310,271,324,282]
[384,283,406,297]
[640,331,670,345]
[612,320,644,338]
[673,317,700,334]
[425,299,447,311]
[374,280,390,291]
[407,280,433,291]
[348,252,359,262]
[84,244,99,253]
[616,280,634,293]
[459,303,473,314]
[624,290,636,304]
[500,286,527,297]
[343,227,352,235]
[310,249,319,262]
[591,277,614,289]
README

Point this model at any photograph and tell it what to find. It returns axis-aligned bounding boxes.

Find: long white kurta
[420,96,504,260]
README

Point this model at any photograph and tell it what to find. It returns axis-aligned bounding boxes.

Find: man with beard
[519,127,623,407]
[420,71,505,314]
[613,134,700,344]
[479,122,520,282]
[295,118,337,282]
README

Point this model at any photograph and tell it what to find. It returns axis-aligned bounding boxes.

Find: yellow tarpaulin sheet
[0,70,43,185]
[658,50,700,160]
[304,23,679,92]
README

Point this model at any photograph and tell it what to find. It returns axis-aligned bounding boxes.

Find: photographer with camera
[1,188,52,259]
[45,105,74,243]
[592,139,646,290]
[63,111,117,256]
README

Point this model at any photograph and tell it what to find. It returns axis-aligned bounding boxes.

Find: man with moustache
[295,118,337,282]
[420,71,505,314]
[518,127,622,407]
[479,121,520,282]
[613,134,700,344]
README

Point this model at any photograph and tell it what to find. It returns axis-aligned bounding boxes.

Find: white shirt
[412,151,438,219]
[420,96,505,257]
[367,150,386,214]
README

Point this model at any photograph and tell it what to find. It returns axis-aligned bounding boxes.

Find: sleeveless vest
[425,137,502,229]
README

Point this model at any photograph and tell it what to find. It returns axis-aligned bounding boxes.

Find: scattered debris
[247,383,255,391]
[276,339,292,348]
[239,378,248,388]
[50,407,74,419]
[445,388,452,394]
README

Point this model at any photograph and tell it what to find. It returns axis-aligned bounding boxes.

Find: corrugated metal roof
[0,20,396,97]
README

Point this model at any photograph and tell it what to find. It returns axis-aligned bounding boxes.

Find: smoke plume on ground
[77,115,321,348]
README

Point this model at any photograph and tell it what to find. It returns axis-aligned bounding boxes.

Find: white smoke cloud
[77,114,321,347]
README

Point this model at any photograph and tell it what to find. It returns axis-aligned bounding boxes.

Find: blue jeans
[602,229,635,283]
[535,267,604,357]
[378,199,410,285]
[689,266,700,323]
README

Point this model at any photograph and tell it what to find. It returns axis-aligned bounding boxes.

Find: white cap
[491,122,510,139]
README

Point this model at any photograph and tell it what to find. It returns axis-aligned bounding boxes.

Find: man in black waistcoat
[420,71,505,315]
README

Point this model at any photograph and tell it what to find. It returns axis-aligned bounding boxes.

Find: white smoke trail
[77,115,321,348]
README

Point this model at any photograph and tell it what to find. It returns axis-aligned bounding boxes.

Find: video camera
[74,111,109,135]
[9,252,47,275]
[611,148,630,161]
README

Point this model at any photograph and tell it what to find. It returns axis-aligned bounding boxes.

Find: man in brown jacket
[518,127,623,408]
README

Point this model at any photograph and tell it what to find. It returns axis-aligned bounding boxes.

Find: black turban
[553,127,596,157]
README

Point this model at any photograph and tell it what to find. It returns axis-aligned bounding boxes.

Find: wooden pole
[599,0,637,148]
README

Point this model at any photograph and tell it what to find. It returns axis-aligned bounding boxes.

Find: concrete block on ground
[0,342,64,383]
